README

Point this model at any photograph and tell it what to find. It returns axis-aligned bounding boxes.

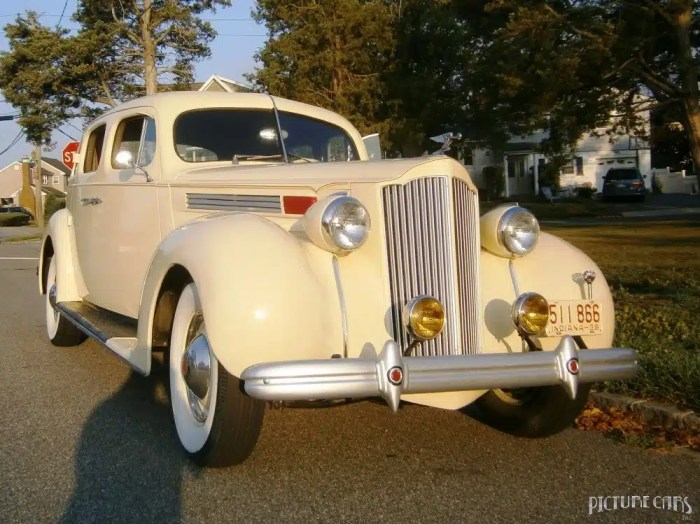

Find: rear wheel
[169,283,265,467]
[45,257,86,346]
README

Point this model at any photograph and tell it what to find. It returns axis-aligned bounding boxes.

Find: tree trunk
[674,1,700,188]
[140,0,157,95]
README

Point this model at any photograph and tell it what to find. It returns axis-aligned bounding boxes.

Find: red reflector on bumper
[283,196,317,215]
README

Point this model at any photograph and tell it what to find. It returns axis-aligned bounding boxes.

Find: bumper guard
[241,336,637,412]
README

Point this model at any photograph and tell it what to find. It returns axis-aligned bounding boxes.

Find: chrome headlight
[481,205,540,257]
[303,195,371,254]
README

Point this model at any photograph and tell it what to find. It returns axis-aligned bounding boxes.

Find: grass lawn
[545,217,700,412]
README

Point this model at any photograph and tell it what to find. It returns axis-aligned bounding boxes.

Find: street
[0,241,697,523]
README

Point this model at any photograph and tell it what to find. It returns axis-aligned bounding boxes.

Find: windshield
[173,108,359,163]
[606,168,640,181]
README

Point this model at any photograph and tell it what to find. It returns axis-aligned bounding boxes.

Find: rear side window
[83,124,106,172]
[606,169,639,180]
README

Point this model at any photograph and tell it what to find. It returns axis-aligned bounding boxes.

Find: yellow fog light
[512,292,549,335]
[402,296,446,340]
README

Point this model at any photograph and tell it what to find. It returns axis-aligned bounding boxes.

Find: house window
[42,175,48,185]
[575,156,584,176]
[53,175,59,184]
[561,165,574,175]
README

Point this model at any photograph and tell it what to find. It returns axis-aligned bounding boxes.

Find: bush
[0,212,30,226]
[575,183,597,200]
[44,194,66,222]
[652,174,664,194]
[482,165,505,201]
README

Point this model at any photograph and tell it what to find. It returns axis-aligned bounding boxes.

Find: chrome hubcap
[181,327,212,424]
[48,283,57,309]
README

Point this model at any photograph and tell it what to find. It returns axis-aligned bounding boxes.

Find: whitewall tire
[45,257,85,346]
[169,283,264,467]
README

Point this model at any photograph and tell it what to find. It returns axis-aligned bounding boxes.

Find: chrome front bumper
[241,336,637,412]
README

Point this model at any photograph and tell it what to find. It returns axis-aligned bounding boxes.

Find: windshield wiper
[232,153,314,164]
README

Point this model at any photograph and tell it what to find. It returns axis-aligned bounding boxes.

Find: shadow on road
[60,357,186,523]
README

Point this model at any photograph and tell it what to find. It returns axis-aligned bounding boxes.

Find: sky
[0,0,267,163]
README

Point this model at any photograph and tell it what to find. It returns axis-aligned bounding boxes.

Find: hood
[172,157,456,191]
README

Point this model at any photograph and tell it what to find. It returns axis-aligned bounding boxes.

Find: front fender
[480,231,615,354]
[39,209,82,302]
[137,213,343,377]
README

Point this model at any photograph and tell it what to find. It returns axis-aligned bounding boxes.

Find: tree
[73,0,231,102]
[250,0,404,150]
[0,12,83,145]
[395,0,700,183]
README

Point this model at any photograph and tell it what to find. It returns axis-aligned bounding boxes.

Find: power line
[56,0,69,28]
[0,130,24,157]
[56,127,78,141]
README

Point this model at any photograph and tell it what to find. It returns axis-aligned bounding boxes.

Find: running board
[55,301,149,375]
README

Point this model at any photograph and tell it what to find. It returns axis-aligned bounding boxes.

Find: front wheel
[45,257,86,346]
[473,384,590,438]
[169,283,265,467]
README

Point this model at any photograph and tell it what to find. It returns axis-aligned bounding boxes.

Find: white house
[197,74,254,93]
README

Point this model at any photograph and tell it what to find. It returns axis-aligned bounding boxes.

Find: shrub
[0,212,30,226]
[652,174,664,194]
[575,183,597,200]
[44,194,66,222]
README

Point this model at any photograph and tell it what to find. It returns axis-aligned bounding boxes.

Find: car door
[73,110,161,318]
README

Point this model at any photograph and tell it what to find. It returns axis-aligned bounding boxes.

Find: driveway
[602,192,700,217]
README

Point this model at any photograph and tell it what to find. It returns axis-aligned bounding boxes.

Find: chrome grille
[453,178,482,355]
[382,176,481,356]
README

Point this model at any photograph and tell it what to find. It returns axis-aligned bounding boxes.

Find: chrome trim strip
[186,193,282,213]
[332,256,349,358]
[241,337,638,412]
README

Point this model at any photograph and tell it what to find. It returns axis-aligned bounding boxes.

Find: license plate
[545,300,603,337]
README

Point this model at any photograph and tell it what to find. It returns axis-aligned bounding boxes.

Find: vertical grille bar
[382,177,459,356]
[453,179,482,354]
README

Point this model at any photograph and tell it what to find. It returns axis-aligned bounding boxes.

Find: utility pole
[32,144,44,228]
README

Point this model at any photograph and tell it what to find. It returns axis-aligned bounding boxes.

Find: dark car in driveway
[602,168,647,201]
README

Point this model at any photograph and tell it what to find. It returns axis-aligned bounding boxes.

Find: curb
[591,392,700,433]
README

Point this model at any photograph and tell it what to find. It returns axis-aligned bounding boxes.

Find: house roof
[43,157,71,175]
[198,74,254,93]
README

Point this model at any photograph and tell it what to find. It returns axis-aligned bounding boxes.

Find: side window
[112,115,156,168]
[83,124,106,173]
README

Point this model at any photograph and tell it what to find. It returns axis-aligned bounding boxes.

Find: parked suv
[602,167,647,201]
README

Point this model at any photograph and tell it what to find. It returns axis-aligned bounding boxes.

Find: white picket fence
[651,168,698,194]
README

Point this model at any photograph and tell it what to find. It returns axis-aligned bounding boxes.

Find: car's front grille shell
[382,176,481,356]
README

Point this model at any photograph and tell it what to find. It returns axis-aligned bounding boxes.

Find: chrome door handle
[80,197,102,206]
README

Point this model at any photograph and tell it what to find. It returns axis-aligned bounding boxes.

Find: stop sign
[62,141,80,170]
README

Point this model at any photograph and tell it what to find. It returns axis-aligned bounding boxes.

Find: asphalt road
[0,242,697,523]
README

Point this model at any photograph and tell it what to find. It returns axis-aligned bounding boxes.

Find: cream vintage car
[39,91,637,467]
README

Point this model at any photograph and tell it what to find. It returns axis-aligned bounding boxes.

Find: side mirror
[643,174,647,179]
[114,150,136,168]
[362,133,381,160]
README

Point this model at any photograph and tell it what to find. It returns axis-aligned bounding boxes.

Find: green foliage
[43,194,65,222]
[250,0,408,151]
[574,184,597,200]
[393,0,700,173]
[0,213,30,226]
[0,1,230,145]
[73,0,231,98]
[0,13,84,145]
[548,219,700,411]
